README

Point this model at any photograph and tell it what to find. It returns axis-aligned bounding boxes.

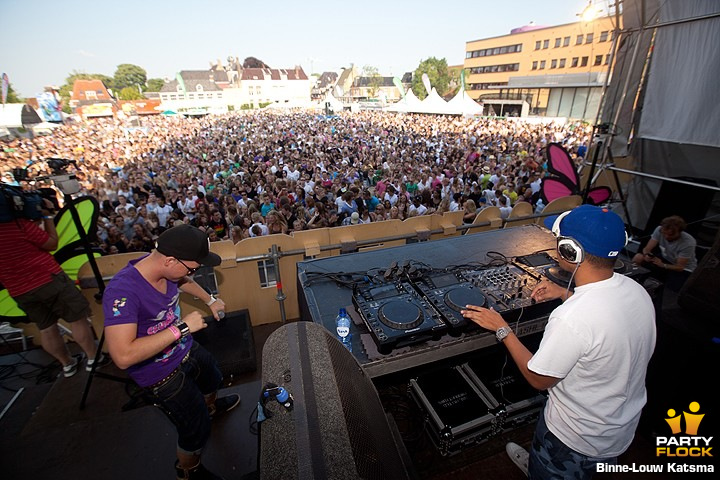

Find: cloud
[77,49,96,58]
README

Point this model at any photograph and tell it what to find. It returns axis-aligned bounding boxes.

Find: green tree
[243,57,269,68]
[3,83,23,103]
[411,57,451,100]
[58,71,115,113]
[145,78,165,92]
[113,64,147,91]
[362,65,382,99]
[118,86,143,100]
[446,67,469,97]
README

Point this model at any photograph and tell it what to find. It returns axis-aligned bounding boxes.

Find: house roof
[315,72,338,88]
[71,80,114,101]
[159,70,225,93]
[352,76,397,88]
[240,67,308,81]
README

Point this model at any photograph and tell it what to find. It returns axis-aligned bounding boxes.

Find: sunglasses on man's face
[175,258,200,275]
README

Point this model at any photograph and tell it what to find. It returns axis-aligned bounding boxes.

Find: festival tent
[322,92,345,113]
[416,88,454,115]
[447,88,484,116]
[387,88,423,113]
[0,104,43,128]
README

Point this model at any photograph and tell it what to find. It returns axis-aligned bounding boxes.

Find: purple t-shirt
[103,256,192,387]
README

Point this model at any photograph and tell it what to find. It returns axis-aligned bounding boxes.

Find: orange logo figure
[664,409,682,435]
[683,401,704,435]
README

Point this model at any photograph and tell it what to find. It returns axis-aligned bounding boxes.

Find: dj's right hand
[531,280,571,302]
[182,311,208,333]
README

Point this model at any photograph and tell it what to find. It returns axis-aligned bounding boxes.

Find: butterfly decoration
[0,196,102,321]
[540,142,612,206]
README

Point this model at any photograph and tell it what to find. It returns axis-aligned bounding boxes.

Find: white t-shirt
[154,204,174,228]
[528,274,656,458]
[409,203,428,216]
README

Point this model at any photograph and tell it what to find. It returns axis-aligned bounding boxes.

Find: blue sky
[1,0,591,98]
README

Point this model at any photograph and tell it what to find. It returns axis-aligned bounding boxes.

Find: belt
[147,352,191,390]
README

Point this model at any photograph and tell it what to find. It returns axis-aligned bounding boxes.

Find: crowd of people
[1,110,592,255]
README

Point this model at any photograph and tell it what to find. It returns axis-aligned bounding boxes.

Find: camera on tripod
[0,158,76,223]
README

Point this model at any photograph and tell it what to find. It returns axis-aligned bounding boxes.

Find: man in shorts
[0,199,105,377]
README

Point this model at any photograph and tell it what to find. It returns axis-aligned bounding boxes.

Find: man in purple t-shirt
[103,224,238,480]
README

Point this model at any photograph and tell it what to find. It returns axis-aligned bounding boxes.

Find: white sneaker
[506,442,529,476]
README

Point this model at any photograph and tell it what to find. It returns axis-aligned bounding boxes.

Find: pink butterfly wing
[586,187,612,206]
[545,143,580,187]
[541,177,576,204]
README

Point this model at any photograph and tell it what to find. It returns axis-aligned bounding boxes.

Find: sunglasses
[175,258,200,275]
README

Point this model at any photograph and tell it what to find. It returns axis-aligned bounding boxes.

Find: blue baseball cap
[544,205,626,258]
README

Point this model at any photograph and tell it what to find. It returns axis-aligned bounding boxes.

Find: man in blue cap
[462,205,656,479]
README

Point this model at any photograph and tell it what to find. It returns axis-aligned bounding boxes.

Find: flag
[175,72,186,95]
[392,77,405,100]
[421,73,432,96]
[1,73,8,105]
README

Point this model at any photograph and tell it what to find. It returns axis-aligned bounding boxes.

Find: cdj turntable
[352,282,447,354]
[411,271,487,332]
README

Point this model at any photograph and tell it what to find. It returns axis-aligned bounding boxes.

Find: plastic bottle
[335,308,352,352]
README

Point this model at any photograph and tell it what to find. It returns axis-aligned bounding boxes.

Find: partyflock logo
[657,401,712,457]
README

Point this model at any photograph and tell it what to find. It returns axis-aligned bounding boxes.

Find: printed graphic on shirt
[112,297,127,316]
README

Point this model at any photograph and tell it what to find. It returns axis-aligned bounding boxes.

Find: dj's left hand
[461,305,507,333]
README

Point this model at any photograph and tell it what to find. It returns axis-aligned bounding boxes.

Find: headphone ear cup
[557,237,584,264]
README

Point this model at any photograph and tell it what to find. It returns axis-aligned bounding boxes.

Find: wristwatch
[177,321,191,338]
[206,295,218,306]
[496,326,512,342]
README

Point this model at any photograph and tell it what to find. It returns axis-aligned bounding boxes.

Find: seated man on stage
[103,224,239,480]
[632,215,697,291]
[462,205,656,480]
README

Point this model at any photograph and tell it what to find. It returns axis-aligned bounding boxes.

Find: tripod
[40,165,131,409]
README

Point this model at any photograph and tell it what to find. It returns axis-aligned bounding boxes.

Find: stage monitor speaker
[260,321,415,480]
[643,176,716,238]
[678,229,720,316]
[192,309,256,380]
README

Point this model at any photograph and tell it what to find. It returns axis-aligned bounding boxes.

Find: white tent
[418,88,453,115]
[387,88,422,113]
[322,92,344,113]
[447,88,484,116]
[0,104,43,128]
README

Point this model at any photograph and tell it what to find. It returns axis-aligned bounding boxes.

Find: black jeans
[145,341,222,454]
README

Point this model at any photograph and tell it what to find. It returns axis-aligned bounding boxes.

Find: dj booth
[262,225,655,472]
[297,224,650,377]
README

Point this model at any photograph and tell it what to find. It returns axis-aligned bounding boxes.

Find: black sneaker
[86,353,112,372]
[175,461,225,480]
[209,393,241,419]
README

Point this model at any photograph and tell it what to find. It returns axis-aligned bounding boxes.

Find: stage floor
[1,291,717,479]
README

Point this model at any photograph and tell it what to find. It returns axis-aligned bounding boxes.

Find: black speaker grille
[327,335,409,480]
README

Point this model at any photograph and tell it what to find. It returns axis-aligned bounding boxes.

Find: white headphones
[551,211,584,264]
[551,209,629,264]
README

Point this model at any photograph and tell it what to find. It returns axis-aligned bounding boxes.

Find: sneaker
[506,442,529,476]
[209,393,241,419]
[86,353,112,372]
[175,460,225,480]
[62,354,83,378]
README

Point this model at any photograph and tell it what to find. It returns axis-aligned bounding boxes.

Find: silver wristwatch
[496,326,511,342]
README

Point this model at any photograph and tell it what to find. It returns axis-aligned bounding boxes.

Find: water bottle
[335,308,352,352]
